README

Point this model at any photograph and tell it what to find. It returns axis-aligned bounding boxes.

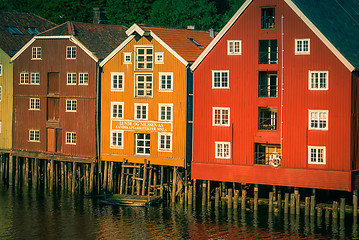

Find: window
[295,39,310,55]
[228,40,241,55]
[67,73,76,85]
[136,133,150,155]
[261,8,275,29]
[29,130,40,142]
[158,133,172,151]
[20,73,29,84]
[124,53,131,64]
[309,71,328,90]
[135,103,148,120]
[309,110,328,130]
[66,46,76,59]
[213,107,230,126]
[215,142,231,159]
[111,102,124,118]
[111,73,124,90]
[259,107,277,130]
[0,64,2,76]
[79,73,89,85]
[259,72,277,97]
[159,104,172,121]
[188,38,203,48]
[135,74,152,97]
[29,98,40,110]
[135,46,153,70]
[259,40,277,64]
[32,47,41,59]
[5,26,23,35]
[66,99,77,112]
[159,73,173,91]
[254,144,281,165]
[308,146,326,164]
[30,73,40,84]
[66,132,77,145]
[212,71,229,89]
[111,130,123,148]
[25,27,40,35]
[155,52,164,64]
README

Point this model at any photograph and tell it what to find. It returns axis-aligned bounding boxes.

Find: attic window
[188,38,203,48]
[5,26,24,35]
[25,27,41,35]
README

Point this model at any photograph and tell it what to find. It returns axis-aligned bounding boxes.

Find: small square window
[111,72,124,91]
[295,39,310,55]
[29,130,40,142]
[261,8,275,29]
[135,74,152,97]
[158,133,172,151]
[111,130,123,148]
[159,73,173,91]
[67,73,76,85]
[124,53,131,64]
[20,73,29,84]
[215,142,231,159]
[111,102,124,119]
[309,71,328,90]
[308,146,326,164]
[212,71,229,89]
[66,46,77,59]
[30,73,40,84]
[79,73,88,85]
[309,110,328,130]
[135,46,153,70]
[135,103,148,120]
[136,133,150,155]
[159,104,172,121]
[66,99,77,112]
[32,47,41,59]
[228,40,241,55]
[155,52,164,64]
[66,132,77,145]
[29,98,40,110]
[259,107,277,130]
[213,107,230,126]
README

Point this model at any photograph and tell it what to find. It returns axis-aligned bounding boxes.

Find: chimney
[187,25,197,30]
[93,8,107,24]
[209,28,215,38]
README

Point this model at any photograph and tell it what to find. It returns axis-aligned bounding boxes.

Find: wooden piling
[233,190,239,209]
[120,161,125,194]
[142,160,147,196]
[242,189,247,210]
[15,156,19,187]
[305,197,310,215]
[284,193,289,214]
[24,158,29,186]
[193,179,197,205]
[90,163,95,194]
[160,165,164,199]
[310,195,316,216]
[125,168,129,195]
[354,190,358,217]
[50,160,54,191]
[296,193,300,215]
[103,161,108,192]
[332,201,338,219]
[184,169,188,204]
[254,184,259,211]
[148,164,153,196]
[269,192,273,212]
[72,162,76,193]
[188,185,193,205]
[207,180,211,205]
[172,167,177,203]
[202,182,207,206]
[8,154,13,186]
[325,207,330,219]
[131,166,136,195]
[215,187,220,208]
[33,158,38,188]
[340,198,345,219]
[228,188,233,209]
[290,193,295,215]
[272,186,277,201]
[277,192,282,210]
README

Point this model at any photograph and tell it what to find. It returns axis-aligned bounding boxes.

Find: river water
[0,185,358,239]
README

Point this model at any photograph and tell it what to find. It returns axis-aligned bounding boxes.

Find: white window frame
[213,107,230,126]
[66,46,77,59]
[32,47,41,59]
[215,141,231,159]
[111,130,124,148]
[134,103,148,120]
[135,46,153,70]
[135,74,153,98]
[67,73,76,85]
[227,40,242,55]
[0,64,2,76]
[295,38,310,55]
[159,72,173,92]
[309,110,328,130]
[20,72,29,84]
[155,52,164,64]
[158,103,173,121]
[29,98,40,110]
[212,70,229,89]
[66,99,77,112]
[158,132,172,151]
[135,133,151,155]
[124,52,131,64]
[66,132,77,145]
[309,71,328,90]
[29,130,40,142]
[111,72,124,91]
[308,146,326,165]
[111,102,124,119]
[30,72,40,85]
[79,73,89,85]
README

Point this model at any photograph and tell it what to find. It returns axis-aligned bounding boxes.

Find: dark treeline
[0,0,245,31]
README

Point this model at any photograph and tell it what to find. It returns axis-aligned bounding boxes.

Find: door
[47,128,56,152]
[47,98,59,121]
[48,72,59,95]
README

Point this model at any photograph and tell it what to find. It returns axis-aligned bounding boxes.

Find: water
[0,185,358,239]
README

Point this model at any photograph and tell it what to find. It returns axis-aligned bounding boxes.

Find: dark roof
[39,22,128,60]
[0,11,56,57]
[292,0,359,70]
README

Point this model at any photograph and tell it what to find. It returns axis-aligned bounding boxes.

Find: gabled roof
[191,0,359,72]
[0,11,56,57]
[100,24,213,67]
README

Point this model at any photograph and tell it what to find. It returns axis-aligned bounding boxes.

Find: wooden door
[48,72,59,95]
[47,128,56,152]
[56,128,62,153]
[47,98,59,121]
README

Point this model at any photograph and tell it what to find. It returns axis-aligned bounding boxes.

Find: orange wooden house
[99,24,213,168]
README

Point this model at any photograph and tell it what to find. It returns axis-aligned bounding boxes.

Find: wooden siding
[352,71,359,172]
[101,36,188,167]
[192,0,353,190]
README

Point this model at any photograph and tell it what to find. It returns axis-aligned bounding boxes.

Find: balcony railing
[261,16,275,29]
[259,51,277,64]
[258,84,277,97]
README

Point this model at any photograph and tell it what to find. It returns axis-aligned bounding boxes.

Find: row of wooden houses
[1,0,359,194]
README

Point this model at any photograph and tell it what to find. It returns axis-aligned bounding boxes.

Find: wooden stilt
[254,184,259,211]
[305,197,310,215]
[340,198,345,219]
[202,182,207,206]
[296,194,300,215]
[125,168,129,195]
[72,162,76,193]
[15,156,19,187]
[242,189,247,210]
[325,207,330,219]
[332,201,338,219]
[25,158,29,187]
[272,186,277,201]
[188,185,193,205]
[136,164,141,195]
[103,161,108,192]
[172,167,177,203]
[207,180,211,204]
[193,179,197,205]
[142,160,147,196]
[33,158,38,189]
[310,195,316,216]
[50,160,54,191]
[284,193,289,214]
[354,190,358,217]
[215,187,219,208]
[153,167,158,195]
[120,161,125,194]
[184,168,188,204]
[278,191,282,211]
[269,192,273,212]
[233,190,239,209]
[131,165,136,195]
[90,162,95,195]
[8,154,13,186]
[228,188,233,209]
[290,193,295,215]
[160,166,164,199]
[148,164,153,196]
[60,162,64,191]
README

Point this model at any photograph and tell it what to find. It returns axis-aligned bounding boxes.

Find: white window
[309,110,328,130]
[66,46,76,59]
[66,99,77,112]
[135,74,152,97]
[215,142,231,159]
[29,130,40,142]
[111,102,124,119]
[66,132,77,145]
[30,73,40,84]
[158,133,172,151]
[124,52,131,64]
[308,146,326,164]
[295,39,310,55]
[213,107,230,126]
[155,52,164,64]
[212,71,229,89]
[0,64,2,76]
[67,73,76,85]
[135,46,153,70]
[79,73,88,85]
[20,73,29,84]
[228,40,241,55]
[111,72,124,91]
[309,71,328,90]
[29,98,40,110]
[111,130,123,148]
[32,47,41,59]
[159,104,172,121]
[135,103,148,120]
[159,72,173,91]
[136,133,150,155]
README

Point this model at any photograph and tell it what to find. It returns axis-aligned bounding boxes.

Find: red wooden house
[191,0,359,191]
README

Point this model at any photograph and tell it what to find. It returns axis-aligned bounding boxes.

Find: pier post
[202,182,207,206]
[215,187,220,208]
[254,184,259,211]
[160,166,164,199]
[228,188,232,209]
[340,198,345,219]
[354,190,358,217]
[50,160,54,191]
[8,153,13,186]
[233,190,239,209]
[272,186,277,201]
[333,201,338,219]
[325,207,330,219]
[241,189,247,210]
[284,193,289,214]
[72,162,76,193]
[15,156,19,187]
[290,193,295,215]
[310,195,316,216]
[305,197,310,215]
[278,191,282,211]
[142,160,148,196]
[148,164,153,196]
[103,161,108,192]
[188,185,193,205]
[296,193,300,215]
[171,167,177,203]
[207,180,211,205]
[90,162,95,195]
[184,169,188,204]
[269,192,273,212]
[193,179,197,205]
[32,158,38,189]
